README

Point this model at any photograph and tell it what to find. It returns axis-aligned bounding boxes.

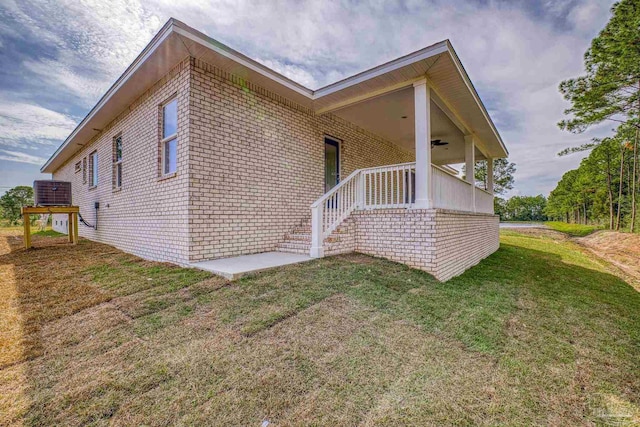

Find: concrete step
[277,241,311,252]
[277,245,310,255]
[285,232,311,242]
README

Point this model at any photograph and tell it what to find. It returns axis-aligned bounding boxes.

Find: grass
[545,221,603,237]
[0,222,64,236]
[1,228,639,425]
[31,229,64,237]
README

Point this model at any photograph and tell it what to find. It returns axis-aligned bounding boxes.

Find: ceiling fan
[431,139,449,148]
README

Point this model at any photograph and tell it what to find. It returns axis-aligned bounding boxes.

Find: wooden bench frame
[21,206,80,249]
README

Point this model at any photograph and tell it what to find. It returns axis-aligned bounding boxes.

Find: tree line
[545,125,636,229]
[0,186,34,225]
[549,0,639,232]
[495,195,547,222]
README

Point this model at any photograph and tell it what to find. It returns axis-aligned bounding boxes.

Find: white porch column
[487,157,494,194]
[464,135,475,184]
[413,79,432,209]
[464,135,476,212]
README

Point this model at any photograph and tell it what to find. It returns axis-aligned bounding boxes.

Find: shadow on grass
[0,230,639,425]
[0,231,215,425]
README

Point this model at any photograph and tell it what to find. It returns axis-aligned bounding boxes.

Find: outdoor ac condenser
[33,180,72,206]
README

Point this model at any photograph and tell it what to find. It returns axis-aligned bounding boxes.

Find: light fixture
[431,139,449,148]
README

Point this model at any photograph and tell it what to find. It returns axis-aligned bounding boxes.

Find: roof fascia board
[312,42,449,99]
[42,21,506,173]
[172,24,313,98]
[41,20,177,173]
[315,77,424,115]
[445,41,508,156]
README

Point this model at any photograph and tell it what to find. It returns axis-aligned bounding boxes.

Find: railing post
[310,205,324,258]
[357,171,365,209]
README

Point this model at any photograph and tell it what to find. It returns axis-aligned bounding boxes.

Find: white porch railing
[475,186,494,214]
[431,165,474,212]
[361,163,416,209]
[310,162,494,257]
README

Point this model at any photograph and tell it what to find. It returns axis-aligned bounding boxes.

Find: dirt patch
[577,231,640,290]
[502,227,569,241]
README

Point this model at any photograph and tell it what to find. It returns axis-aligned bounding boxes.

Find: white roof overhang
[42,19,507,173]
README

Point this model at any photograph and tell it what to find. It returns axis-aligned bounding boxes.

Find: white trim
[315,78,422,115]
[173,26,313,98]
[314,42,448,98]
[445,41,508,156]
[160,96,178,176]
[486,157,494,195]
[41,20,507,174]
[464,135,476,212]
[413,79,432,209]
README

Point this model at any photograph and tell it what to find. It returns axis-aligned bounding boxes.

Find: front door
[324,137,340,192]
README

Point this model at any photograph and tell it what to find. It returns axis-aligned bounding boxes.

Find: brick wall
[51,56,413,265]
[432,210,500,281]
[187,59,413,262]
[48,52,497,283]
[351,209,499,281]
[52,58,192,264]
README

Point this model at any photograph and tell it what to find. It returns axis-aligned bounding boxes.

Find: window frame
[89,150,98,188]
[82,157,87,184]
[74,161,82,173]
[113,134,123,190]
[160,96,178,177]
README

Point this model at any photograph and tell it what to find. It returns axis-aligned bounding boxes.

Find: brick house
[44,19,508,281]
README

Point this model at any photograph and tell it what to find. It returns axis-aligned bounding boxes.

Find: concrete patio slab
[189,251,313,280]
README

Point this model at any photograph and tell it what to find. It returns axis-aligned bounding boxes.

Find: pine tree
[558,0,640,232]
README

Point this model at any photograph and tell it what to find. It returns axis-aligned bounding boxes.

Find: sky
[0,0,617,197]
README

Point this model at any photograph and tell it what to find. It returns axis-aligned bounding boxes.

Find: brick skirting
[346,209,499,281]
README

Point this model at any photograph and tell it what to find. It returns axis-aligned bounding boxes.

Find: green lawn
[0,223,63,236]
[31,229,65,237]
[545,221,603,236]
[1,229,638,425]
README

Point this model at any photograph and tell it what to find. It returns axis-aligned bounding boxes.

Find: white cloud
[0,0,618,196]
[254,58,319,89]
[6,0,162,107]
[0,101,78,146]
[0,149,47,165]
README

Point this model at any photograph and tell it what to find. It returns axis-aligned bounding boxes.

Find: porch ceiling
[332,86,485,164]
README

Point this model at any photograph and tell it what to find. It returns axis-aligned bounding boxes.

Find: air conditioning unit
[33,180,72,206]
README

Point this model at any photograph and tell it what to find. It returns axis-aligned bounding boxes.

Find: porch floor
[189,251,313,280]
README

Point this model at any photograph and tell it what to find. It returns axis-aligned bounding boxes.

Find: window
[113,135,123,189]
[161,98,178,175]
[74,161,82,173]
[83,157,87,184]
[89,150,98,187]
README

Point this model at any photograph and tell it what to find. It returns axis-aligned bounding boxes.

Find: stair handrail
[310,162,417,258]
[310,169,361,258]
[310,169,361,209]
